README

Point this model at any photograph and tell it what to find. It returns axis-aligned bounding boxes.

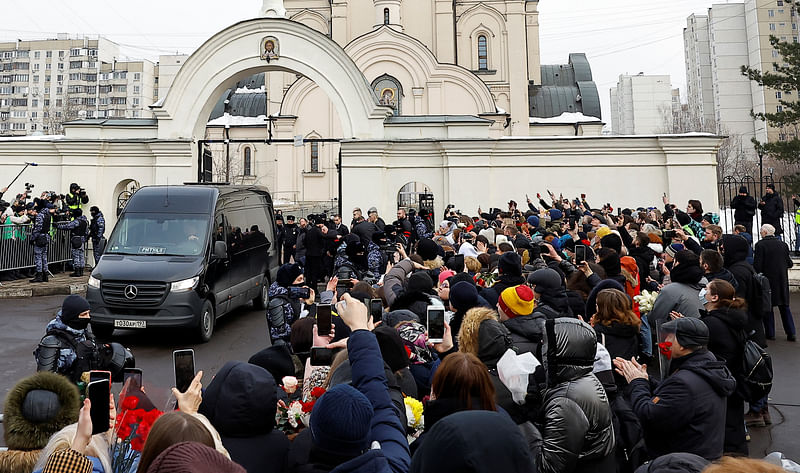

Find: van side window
[214,214,229,250]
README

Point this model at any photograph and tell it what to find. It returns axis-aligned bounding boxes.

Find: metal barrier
[0,223,87,271]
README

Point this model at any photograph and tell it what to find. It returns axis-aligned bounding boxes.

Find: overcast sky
[1,0,720,121]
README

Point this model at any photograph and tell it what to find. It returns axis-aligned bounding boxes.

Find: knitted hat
[374,325,410,372]
[408,271,434,294]
[526,215,540,228]
[498,285,535,318]
[662,317,709,349]
[548,209,563,220]
[438,270,455,285]
[738,186,748,194]
[766,183,776,191]
[449,281,479,312]
[146,441,246,473]
[665,243,685,259]
[276,263,303,287]
[310,384,374,457]
[497,252,522,277]
[595,226,612,239]
[416,238,439,261]
[526,268,562,293]
[60,295,90,325]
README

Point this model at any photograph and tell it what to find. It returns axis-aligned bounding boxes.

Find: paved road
[1,293,798,461]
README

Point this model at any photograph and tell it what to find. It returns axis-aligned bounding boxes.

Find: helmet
[100,342,135,382]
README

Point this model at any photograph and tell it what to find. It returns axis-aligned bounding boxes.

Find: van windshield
[106,213,209,256]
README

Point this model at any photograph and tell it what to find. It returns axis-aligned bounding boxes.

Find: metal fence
[0,223,86,272]
[718,175,797,250]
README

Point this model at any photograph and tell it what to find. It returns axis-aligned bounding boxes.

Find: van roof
[122,185,272,214]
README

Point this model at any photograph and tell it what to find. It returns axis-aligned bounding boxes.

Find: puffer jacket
[198,361,290,473]
[538,318,616,473]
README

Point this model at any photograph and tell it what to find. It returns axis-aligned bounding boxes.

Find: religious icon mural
[260,36,279,62]
[371,74,402,116]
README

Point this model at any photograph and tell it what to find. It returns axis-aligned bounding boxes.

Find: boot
[761,406,772,425]
[70,269,81,277]
[80,267,85,277]
[42,272,49,282]
[29,272,43,283]
[744,410,765,428]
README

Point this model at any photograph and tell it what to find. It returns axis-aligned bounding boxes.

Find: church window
[243,147,252,176]
[384,8,390,25]
[478,35,488,70]
[310,142,319,172]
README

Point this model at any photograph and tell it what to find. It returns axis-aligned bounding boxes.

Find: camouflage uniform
[57,215,88,275]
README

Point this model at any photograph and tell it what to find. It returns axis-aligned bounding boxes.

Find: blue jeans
[639,313,653,358]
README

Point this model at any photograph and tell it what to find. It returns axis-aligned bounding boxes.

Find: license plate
[114,319,146,329]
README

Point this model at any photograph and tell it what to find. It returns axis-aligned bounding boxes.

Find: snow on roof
[0,134,65,141]
[235,85,266,94]
[529,112,602,124]
[496,107,506,114]
[207,114,268,126]
[151,96,166,108]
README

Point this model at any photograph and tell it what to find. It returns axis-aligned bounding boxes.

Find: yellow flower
[404,396,424,429]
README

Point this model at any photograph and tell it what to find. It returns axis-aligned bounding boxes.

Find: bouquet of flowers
[634,290,658,315]
[276,386,326,434]
[404,396,424,443]
[111,393,164,473]
[474,271,496,288]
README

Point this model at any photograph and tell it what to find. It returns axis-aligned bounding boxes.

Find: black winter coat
[731,194,757,224]
[722,234,767,347]
[503,314,545,356]
[538,319,616,473]
[758,192,784,233]
[198,361,290,473]
[593,322,640,387]
[481,274,527,308]
[754,235,793,306]
[626,349,736,461]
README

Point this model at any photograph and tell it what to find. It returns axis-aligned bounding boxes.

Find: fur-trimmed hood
[458,308,512,368]
[423,255,444,270]
[3,371,80,451]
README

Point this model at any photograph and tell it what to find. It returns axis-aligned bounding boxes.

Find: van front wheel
[253,276,269,310]
[197,299,215,343]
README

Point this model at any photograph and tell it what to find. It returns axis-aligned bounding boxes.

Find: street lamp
[758,149,764,197]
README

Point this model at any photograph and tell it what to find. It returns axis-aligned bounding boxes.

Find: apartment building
[684,1,797,150]
[609,74,673,135]
[0,35,156,136]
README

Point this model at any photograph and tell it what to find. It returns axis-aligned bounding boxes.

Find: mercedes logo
[124,285,138,299]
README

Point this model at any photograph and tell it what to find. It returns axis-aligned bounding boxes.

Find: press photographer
[65,182,89,213]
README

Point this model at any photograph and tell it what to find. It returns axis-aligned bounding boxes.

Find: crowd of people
[2,190,797,473]
[0,183,105,283]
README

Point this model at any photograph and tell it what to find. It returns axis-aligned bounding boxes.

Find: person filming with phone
[267,263,316,347]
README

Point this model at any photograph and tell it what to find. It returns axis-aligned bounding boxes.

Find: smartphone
[173,349,195,394]
[310,347,335,366]
[289,286,311,300]
[316,304,332,336]
[574,245,586,265]
[581,194,586,199]
[427,307,445,343]
[369,298,383,323]
[87,380,110,435]
[123,368,143,388]
[454,254,464,272]
[89,370,112,389]
[663,229,676,240]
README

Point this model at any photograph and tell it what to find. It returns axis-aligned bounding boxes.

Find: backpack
[610,395,649,473]
[738,332,773,402]
[749,272,772,318]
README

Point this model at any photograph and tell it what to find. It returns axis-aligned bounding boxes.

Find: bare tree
[44,91,80,135]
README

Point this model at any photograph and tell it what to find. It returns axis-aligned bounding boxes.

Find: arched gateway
[152,17,391,146]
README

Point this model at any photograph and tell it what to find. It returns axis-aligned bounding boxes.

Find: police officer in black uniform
[35,295,134,383]
[88,206,106,267]
[283,215,299,264]
[56,208,89,277]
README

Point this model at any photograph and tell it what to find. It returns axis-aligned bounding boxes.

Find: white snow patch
[207,114,268,126]
[0,134,65,141]
[235,85,266,94]
[529,112,602,124]
[495,107,506,114]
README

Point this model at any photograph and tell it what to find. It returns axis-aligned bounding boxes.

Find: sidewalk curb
[0,283,86,299]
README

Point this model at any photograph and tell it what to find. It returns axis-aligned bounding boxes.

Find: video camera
[24,182,34,193]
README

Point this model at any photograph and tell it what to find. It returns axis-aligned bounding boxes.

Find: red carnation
[117,423,132,440]
[130,435,145,451]
[121,396,139,410]
[657,341,673,359]
[310,387,326,399]
[301,400,315,413]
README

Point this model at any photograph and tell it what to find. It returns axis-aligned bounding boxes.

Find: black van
[86,185,278,342]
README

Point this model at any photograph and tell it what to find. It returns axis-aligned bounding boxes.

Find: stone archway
[153,18,391,145]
